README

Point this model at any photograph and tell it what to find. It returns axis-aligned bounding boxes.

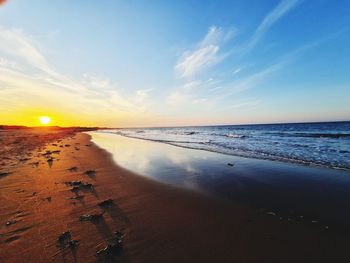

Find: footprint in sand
[19,158,31,163]
[84,170,96,178]
[13,211,30,219]
[9,226,33,235]
[0,172,12,178]
[29,161,39,167]
[43,197,52,202]
[67,167,78,172]
[5,235,21,243]
[2,225,33,244]
[98,199,114,208]
[47,158,54,167]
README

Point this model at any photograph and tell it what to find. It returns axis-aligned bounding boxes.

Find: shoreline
[95,126,350,172]
[90,131,350,232]
[94,130,350,172]
[1,129,350,262]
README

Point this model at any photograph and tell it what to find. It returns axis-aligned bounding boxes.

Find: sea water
[100,121,350,170]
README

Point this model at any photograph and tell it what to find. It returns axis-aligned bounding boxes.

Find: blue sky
[0,0,349,127]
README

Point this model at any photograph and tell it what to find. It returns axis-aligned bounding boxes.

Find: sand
[0,128,349,263]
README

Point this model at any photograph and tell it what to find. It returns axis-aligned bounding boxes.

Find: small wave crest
[226,134,247,139]
[266,132,350,139]
[295,133,350,139]
[209,132,248,139]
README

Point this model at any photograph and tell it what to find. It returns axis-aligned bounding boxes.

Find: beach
[1,1,349,262]
[1,128,350,263]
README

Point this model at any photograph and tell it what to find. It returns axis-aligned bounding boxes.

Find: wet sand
[1,129,349,262]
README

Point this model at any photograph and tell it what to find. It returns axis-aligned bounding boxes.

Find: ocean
[101,121,350,170]
[89,123,350,230]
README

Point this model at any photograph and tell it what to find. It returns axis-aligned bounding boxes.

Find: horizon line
[1,119,349,130]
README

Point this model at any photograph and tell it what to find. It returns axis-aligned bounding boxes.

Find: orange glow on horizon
[0,107,83,127]
[0,107,122,127]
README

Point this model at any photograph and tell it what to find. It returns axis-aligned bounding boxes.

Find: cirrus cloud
[175,26,236,78]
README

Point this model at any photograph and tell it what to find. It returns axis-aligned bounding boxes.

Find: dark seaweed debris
[47,158,54,167]
[70,182,93,192]
[66,181,93,192]
[0,172,12,178]
[98,199,114,208]
[66,195,84,200]
[58,231,71,244]
[96,231,124,258]
[84,170,96,177]
[57,231,78,249]
[79,212,104,222]
[67,166,78,172]
[97,243,122,257]
[65,181,83,186]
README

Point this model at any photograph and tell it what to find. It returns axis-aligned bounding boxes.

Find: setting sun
[39,116,51,125]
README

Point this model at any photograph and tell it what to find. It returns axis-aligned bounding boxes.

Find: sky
[0,0,349,127]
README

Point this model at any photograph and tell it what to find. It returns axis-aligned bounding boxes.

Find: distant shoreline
[1,120,349,130]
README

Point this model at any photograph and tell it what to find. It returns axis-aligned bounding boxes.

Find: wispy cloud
[175,26,236,78]
[214,100,261,112]
[0,28,152,126]
[200,25,236,47]
[133,88,154,104]
[213,58,288,103]
[172,0,300,109]
[0,28,56,75]
[175,0,299,80]
[248,0,299,49]
[170,26,236,108]
[212,36,329,103]
[233,68,241,75]
[166,78,220,107]
[168,59,284,112]
[166,91,189,105]
[0,58,19,70]
[175,45,221,78]
[192,98,208,104]
[166,80,200,105]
